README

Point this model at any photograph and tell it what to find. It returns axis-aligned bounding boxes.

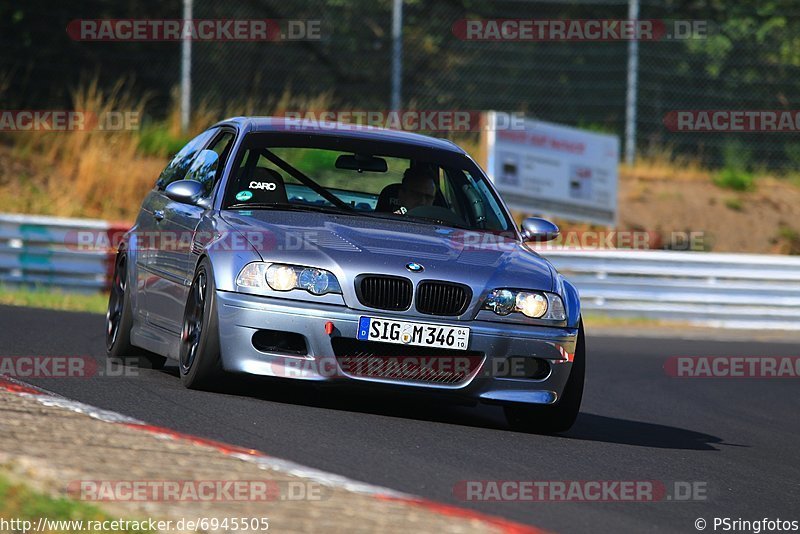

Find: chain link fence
[3,0,800,169]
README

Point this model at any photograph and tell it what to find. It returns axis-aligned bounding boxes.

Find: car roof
[215,116,467,154]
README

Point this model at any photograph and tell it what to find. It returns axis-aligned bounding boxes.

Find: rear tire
[504,319,585,434]
[106,250,167,370]
[179,258,222,389]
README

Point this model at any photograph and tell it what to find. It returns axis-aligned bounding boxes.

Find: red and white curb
[0,374,545,534]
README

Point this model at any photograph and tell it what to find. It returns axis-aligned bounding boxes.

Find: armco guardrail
[0,213,122,291]
[1,213,798,330]
[542,249,800,330]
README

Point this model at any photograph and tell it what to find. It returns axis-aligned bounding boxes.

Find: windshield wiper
[226,203,479,231]
[399,214,474,231]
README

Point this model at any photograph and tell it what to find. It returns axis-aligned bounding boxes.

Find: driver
[394,165,437,215]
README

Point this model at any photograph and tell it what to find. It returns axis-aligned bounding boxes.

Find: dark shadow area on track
[157,364,731,451]
[561,413,737,451]
[158,363,506,428]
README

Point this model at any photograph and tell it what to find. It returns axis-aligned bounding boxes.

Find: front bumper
[216,290,579,406]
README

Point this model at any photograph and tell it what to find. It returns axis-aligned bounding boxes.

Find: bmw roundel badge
[405,262,424,273]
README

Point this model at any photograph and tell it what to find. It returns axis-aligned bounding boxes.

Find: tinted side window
[209,131,235,162]
[155,128,218,190]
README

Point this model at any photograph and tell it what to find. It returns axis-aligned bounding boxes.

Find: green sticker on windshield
[235,190,253,201]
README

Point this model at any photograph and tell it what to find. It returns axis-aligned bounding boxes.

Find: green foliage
[714,140,756,191]
[576,121,617,135]
[297,147,341,175]
[721,140,753,170]
[714,168,755,191]
[137,126,188,158]
[0,473,154,533]
[0,284,108,313]
[784,142,800,168]
[777,224,800,255]
[4,0,800,170]
[724,197,743,211]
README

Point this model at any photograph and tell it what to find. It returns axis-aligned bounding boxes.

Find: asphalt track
[2,305,798,533]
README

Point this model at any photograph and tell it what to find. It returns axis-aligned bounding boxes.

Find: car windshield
[222,133,514,233]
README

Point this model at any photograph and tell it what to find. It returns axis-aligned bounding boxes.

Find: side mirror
[520,217,559,242]
[165,179,205,205]
[164,149,219,206]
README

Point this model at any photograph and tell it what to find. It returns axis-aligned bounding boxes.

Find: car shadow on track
[562,413,733,451]
[160,365,509,428]
[159,366,731,452]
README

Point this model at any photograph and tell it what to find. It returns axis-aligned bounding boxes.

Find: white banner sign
[484,112,619,225]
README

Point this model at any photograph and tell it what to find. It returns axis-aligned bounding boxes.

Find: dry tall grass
[191,87,336,131]
[2,80,798,238]
[1,79,163,219]
[620,147,712,182]
[0,82,336,221]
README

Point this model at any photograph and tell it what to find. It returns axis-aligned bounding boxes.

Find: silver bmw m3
[106,117,585,433]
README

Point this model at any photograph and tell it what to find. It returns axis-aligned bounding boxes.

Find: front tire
[504,319,585,434]
[179,258,222,389]
[106,250,166,369]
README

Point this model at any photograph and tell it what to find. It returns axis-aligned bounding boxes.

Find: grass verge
[0,285,107,314]
[0,473,153,533]
[582,313,676,329]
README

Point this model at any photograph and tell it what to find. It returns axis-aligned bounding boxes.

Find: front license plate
[357,317,470,350]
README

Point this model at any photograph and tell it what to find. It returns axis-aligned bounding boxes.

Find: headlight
[267,264,298,291]
[236,262,341,295]
[516,292,547,318]
[484,289,515,315]
[297,267,336,295]
[236,262,269,288]
[483,289,566,321]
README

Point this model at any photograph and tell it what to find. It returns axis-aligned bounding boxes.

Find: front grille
[356,275,412,311]
[415,281,472,316]
[332,338,484,385]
